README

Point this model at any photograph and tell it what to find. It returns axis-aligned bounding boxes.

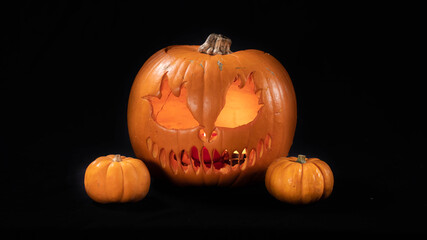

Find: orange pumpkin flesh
[84,154,150,203]
[265,155,334,204]
[127,34,297,186]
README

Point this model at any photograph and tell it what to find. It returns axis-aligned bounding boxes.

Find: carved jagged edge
[142,70,265,118]
[142,72,188,121]
[234,71,264,105]
[141,69,265,136]
[143,70,260,99]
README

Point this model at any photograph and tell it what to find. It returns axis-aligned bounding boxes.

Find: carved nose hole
[198,129,218,143]
[199,129,208,142]
[209,129,218,142]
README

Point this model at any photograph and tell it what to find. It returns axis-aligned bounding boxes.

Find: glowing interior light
[148,75,262,130]
[149,77,199,129]
[215,78,263,128]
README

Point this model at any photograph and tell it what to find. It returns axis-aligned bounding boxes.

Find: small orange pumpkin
[265,155,334,204]
[84,154,150,203]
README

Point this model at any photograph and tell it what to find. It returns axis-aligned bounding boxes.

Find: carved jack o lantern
[127,34,297,186]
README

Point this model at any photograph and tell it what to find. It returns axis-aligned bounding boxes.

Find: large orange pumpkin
[127,34,297,186]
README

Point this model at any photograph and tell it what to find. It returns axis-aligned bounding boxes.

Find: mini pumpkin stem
[112,154,122,162]
[198,33,232,55]
[296,155,306,164]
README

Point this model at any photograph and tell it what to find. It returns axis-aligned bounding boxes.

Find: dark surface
[3,0,424,235]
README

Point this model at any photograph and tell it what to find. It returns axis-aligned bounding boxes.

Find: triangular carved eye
[215,75,263,128]
[147,76,199,129]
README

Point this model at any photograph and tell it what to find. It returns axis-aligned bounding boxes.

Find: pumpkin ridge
[271,160,293,194]
[310,159,333,199]
[142,51,170,91]
[169,59,191,93]
[160,58,179,85]
[110,161,125,202]
[182,60,195,85]
[274,161,294,200]
[308,161,325,200]
[99,160,112,202]
[228,54,248,86]
[140,49,167,75]
[123,160,139,201]
[261,71,278,147]
[302,163,321,203]
[103,162,112,201]
[308,161,324,193]
[300,162,304,203]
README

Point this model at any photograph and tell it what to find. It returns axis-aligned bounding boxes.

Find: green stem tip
[113,154,122,162]
[296,155,306,164]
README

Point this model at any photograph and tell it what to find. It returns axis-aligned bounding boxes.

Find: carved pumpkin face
[127,34,297,186]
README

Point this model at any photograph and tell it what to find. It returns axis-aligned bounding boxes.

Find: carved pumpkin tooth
[169,151,178,174]
[231,150,240,170]
[231,161,240,170]
[240,159,247,171]
[201,147,212,171]
[219,163,231,174]
[257,139,264,159]
[221,150,230,165]
[181,150,191,166]
[180,150,190,172]
[238,148,247,169]
[249,149,256,167]
[212,149,224,170]
[159,148,167,168]
[212,149,221,160]
[190,146,200,172]
[146,137,153,152]
[231,150,240,160]
[152,143,159,158]
[191,146,199,160]
[265,134,272,150]
[241,148,247,159]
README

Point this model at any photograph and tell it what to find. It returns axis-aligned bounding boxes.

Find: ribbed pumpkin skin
[128,44,297,186]
[265,156,334,204]
[84,155,150,203]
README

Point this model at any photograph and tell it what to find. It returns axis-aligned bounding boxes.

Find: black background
[3,0,424,236]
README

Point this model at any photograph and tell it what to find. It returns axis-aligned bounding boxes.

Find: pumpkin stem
[112,154,122,162]
[296,155,306,164]
[198,33,232,55]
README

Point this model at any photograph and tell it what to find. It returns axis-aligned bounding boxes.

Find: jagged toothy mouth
[146,134,272,174]
[189,146,247,171]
